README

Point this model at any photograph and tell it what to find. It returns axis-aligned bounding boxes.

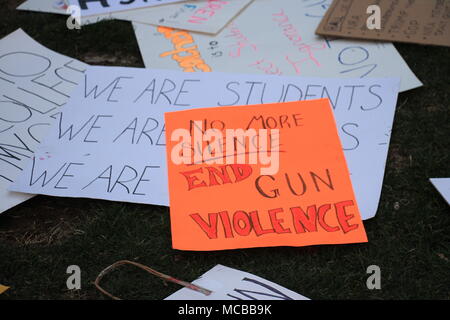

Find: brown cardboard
[316,0,450,47]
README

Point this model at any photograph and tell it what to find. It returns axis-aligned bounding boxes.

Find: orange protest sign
[164,98,368,251]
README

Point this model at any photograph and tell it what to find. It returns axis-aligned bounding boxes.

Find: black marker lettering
[54,162,84,189]
[83,115,112,143]
[362,84,383,111]
[218,81,240,106]
[174,79,199,107]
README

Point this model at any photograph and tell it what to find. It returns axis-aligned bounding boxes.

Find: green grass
[0,0,449,300]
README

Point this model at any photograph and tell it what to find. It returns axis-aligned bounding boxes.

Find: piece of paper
[17,0,111,25]
[166,264,309,300]
[18,0,253,34]
[10,66,399,220]
[165,99,368,250]
[121,0,254,34]
[17,0,70,15]
[0,29,87,214]
[133,0,421,92]
[0,284,9,294]
[316,0,450,47]
[430,178,450,205]
[67,0,186,16]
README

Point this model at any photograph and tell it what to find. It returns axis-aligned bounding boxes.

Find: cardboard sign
[17,0,71,15]
[10,66,399,220]
[166,264,309,300]
[316,0,450,47]
[430,178,450,205]
[133,0,422,92]
[164,99,368,250]
[17,0,111,25]
[0,284,9,295]
[0,29,87,214]
[18,0,253,33]
[67,0,186,16]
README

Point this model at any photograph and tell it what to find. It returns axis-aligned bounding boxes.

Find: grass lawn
[0,0,449,300]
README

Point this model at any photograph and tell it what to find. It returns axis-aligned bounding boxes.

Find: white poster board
[165,264,309,300]
[124,0,254,34]
[133,0,421,92]
[0,29,87,214]
[67,0,186,16]
[18,0,253,33]
[430,178,450,205]
[10,65,399,220]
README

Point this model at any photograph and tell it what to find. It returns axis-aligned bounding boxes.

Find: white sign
[18,0,253,34]
[430,178,450,205]
[125,0,254,34]
[133,0,421,92]
[67,0,188,16]
[10,66,399,220]
[0,29,87,214]
[165,264,309,300]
